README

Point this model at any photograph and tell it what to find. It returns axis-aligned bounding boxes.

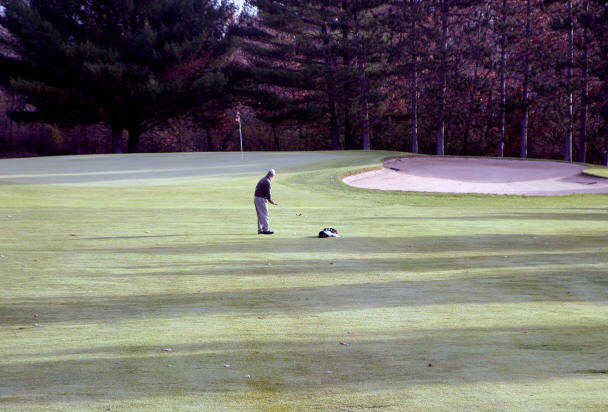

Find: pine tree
[545,0,599,162]
[455,1,494,156]
[432,0,485,156]
[0,0,235,153]
[348,1,389,151]
[235,0,343,149]
[339,0,358,150]
[566,0,575,162]
[520,0,532,159]
[408,0,423,154]
[589,1,608,164]
[385,0,432,153]
[497,0,508,157]
[578,0,590,162]
[236,0,387,151]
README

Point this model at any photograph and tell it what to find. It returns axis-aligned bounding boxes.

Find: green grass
[583,166,608,179]
[1,151,607,411]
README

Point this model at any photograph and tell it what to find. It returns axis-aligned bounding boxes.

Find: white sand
[343,157,608,196]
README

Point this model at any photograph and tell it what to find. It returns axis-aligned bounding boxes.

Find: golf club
[276,203,305,217]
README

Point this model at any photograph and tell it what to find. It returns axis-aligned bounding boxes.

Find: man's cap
[268,169,276,176]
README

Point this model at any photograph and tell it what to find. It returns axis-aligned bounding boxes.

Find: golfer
[254,169,277,234]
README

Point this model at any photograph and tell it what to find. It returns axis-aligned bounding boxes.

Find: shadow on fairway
[2,268,606,327]
[1,325,606,402]
[63,233,608,256]
[94,251,608,278]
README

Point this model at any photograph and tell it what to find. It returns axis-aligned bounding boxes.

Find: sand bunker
[343,157,608,196]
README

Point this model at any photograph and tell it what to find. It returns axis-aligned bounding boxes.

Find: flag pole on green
[236,110,244,161]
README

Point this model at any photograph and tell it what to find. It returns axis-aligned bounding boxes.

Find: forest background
[0,0,607,165]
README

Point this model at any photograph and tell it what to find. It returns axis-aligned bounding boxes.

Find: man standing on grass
[254,169,277,234]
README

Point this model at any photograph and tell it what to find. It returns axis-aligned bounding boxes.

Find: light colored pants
[254,196,270,232]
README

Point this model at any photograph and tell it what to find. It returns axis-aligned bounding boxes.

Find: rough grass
[0,151,607,411]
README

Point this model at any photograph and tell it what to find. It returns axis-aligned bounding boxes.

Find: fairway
[1,151,607,410]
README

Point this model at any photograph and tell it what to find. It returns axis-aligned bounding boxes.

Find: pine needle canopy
[0,0,236,147]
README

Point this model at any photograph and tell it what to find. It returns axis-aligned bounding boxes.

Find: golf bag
[319,228,340,238]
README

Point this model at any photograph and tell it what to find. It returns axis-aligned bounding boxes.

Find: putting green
[1,151,607,410]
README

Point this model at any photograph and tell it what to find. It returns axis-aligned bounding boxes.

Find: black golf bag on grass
[319,228,340,238]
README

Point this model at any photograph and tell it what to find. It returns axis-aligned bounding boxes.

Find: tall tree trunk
[410,1,419,154]
[344,108,355,150]
[321,17,340,151]
[437,0,448,156]
[7,95,15,151]
[499,0,507,157]
[330,101,340,150]
[565,0,574,162]
[605,118,608,165]
[127,127,141,153]
[463,63,479,156]
[298,122,304,149]
[342,0,353,150]
[111,125,123,153]
[605,134,608,166]
[360,73,371,151]
[521,0,531,159]
[578,0,589,163]
[354,7,370,151]
[34,124,45,155]
[272,125,280,151]
[198,127,209,151]
[483,88,495,145]
[343,108,353,149]
[601,3,608,166]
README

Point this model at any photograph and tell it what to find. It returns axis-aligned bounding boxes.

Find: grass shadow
[2,269,606,326]
[1,325,606,402]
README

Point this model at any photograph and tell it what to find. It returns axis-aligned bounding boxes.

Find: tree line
[0,0,607,164]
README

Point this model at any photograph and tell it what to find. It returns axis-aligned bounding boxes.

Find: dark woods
[0,0,235,155]
[0,0,607,164]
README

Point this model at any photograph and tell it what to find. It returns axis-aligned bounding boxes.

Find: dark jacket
[255,176,273,202]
